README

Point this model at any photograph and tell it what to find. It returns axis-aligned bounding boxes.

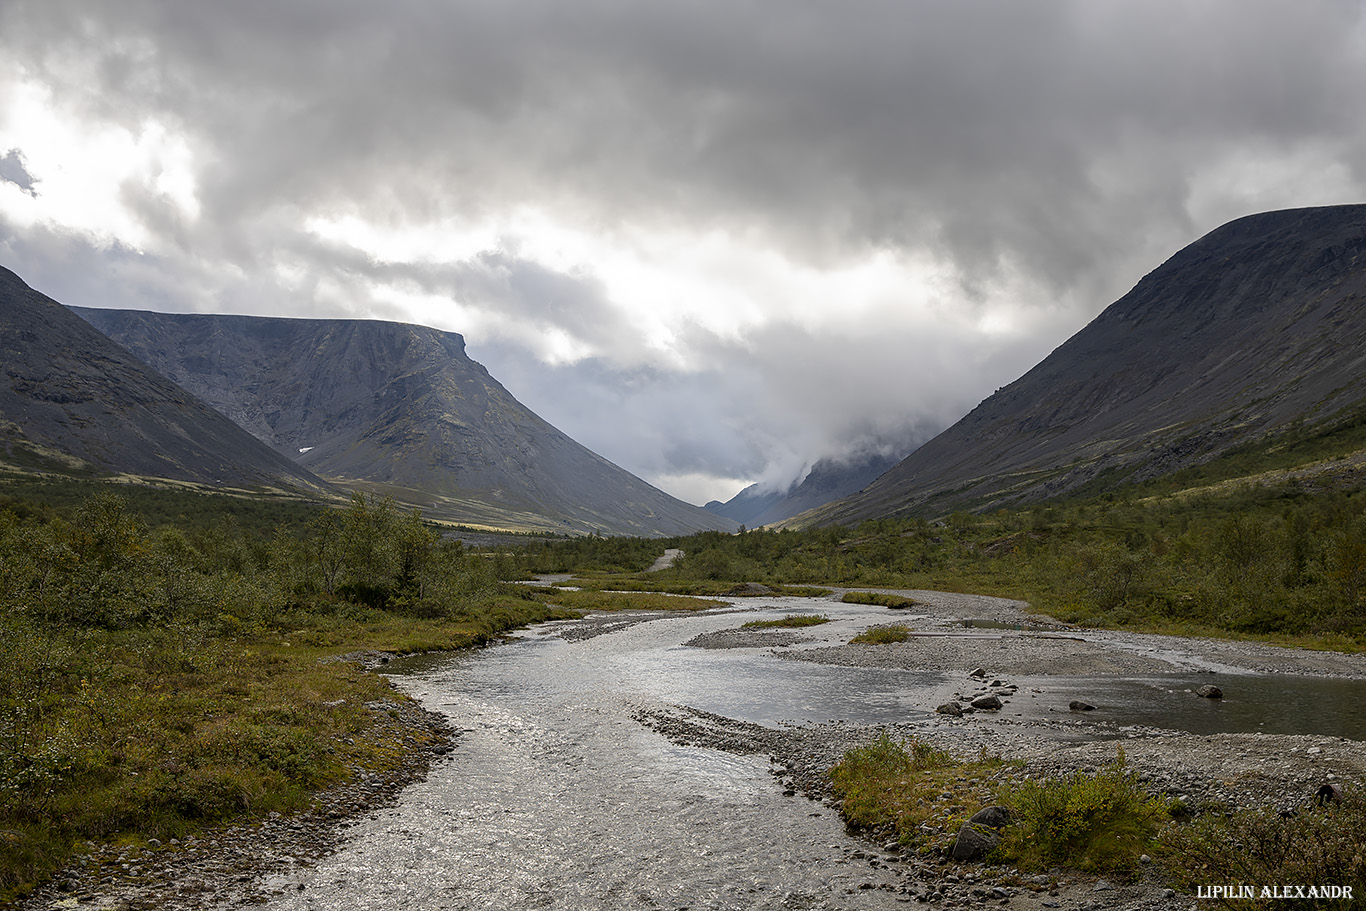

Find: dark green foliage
[516,478,1366,645]
[1160,795,1366,909]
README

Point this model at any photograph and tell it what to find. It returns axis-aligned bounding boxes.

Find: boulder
[1069,700,1096,711]
[951,823,1000,862]
[970,694,1003,710]
[968,806,1012,829]
[1196,684,1223,699]
[936,701,964,717]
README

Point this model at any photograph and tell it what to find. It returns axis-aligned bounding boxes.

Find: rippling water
[261,599,1364,909]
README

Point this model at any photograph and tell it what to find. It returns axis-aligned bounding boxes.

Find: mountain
[706,449,904,527]
[0,265,329,493]
[804,204,1366,524]
[72,308,736,536]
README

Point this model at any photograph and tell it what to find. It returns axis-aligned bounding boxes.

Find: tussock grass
[740,613,830,629]
[829,734,1011,851]
[842,591,921,609]
[849,624,911,644]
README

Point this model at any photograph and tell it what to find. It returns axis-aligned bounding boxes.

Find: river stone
[936,701,964,716]
[951,823,1000,862]
[970,694,1003,710]
[968,806,1012,829]
[969,667,987,678]
[1069,700,1096,711]
[1196,684,1223,699]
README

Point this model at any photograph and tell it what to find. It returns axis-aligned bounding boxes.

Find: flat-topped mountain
[806,205,1366,524]
[74,308,735,536]
[0,266,328,493]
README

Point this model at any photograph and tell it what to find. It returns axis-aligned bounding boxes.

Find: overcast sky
[3,1,1366,505]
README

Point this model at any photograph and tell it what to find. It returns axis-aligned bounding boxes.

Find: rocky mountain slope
[804,204,1366,524]
[0,266,329,494]
[705,450,904,527]
[73,308,735,536]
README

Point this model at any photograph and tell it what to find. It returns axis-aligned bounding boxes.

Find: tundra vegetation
[0,482,711,901]
[2,429,1364,902]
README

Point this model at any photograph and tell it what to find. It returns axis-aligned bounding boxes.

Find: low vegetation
[831,737,1362,907]
[740,613,830,629]
[993,749,1172,874]
[842,590,921,609]
[849,624,911,644]
[829,734,1012,852]
[0,487,569,901]
[1161,797,1366,909]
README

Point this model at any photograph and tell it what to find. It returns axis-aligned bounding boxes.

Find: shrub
[1159,794,1366,910]
[993,748,1171,874]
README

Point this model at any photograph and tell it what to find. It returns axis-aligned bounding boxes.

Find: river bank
[19,592,1366,911]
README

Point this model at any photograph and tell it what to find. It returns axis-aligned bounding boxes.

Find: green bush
[994,749,1171,874]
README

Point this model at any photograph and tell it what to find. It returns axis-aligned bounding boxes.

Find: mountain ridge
[73,307,735,536]
[801,204,1366,524]
[0,265,331,494]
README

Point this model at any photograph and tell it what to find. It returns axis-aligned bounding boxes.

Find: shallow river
[260,597,1364,910]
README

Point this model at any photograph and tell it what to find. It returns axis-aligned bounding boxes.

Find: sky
[3,2,1366,506]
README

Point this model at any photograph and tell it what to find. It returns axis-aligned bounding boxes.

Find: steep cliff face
[0,266,329,493]
[808,205,1366,524]
[74,308,735,536]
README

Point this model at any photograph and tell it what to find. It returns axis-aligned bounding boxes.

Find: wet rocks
[1196,684,1223,699]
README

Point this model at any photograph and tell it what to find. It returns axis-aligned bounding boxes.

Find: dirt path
[644,547,683,571]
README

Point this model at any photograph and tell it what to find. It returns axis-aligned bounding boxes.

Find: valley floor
[17,592,1366,911]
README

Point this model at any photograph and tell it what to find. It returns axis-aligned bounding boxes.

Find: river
[257,594,1366,910]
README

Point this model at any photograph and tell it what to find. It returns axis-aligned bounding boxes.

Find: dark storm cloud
[10,1,1365,277]
[4,0,1366,502]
